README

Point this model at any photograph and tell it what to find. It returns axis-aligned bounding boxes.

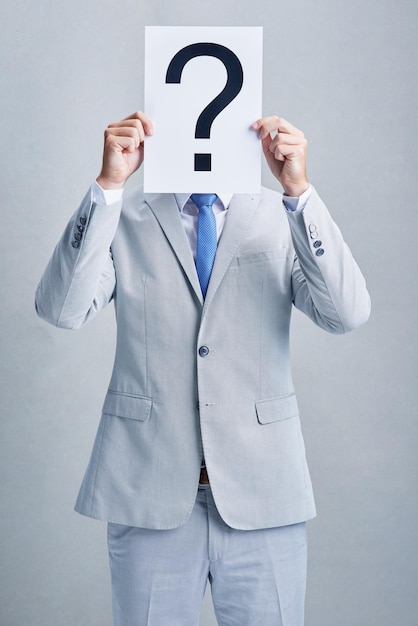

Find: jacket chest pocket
[231,248,289,267]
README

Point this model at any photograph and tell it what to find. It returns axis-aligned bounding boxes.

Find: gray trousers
[108,486,307,626]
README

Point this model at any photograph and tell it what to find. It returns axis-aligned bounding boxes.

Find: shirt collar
[174,193,233,214]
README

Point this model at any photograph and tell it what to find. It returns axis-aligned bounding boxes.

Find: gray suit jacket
[35,186,370,530]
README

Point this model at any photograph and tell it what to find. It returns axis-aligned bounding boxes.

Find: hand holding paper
[252,116,310,197]
[97,111,154,190]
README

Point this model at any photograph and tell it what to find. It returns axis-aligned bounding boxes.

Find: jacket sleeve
[287,188,371,334]
[35,190,122,330]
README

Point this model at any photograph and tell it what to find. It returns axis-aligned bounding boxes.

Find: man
[36,111,370,626]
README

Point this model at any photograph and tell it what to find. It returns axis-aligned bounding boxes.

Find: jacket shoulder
[260,185,283,203]
[122,184,147,206]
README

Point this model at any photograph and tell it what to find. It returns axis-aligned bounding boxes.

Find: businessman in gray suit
[36,111,370,626]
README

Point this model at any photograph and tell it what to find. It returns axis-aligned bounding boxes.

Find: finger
[273,146,286,162]
[273,143,306,161]
[122,111,154,136]
[107,113,154,139]
[105,126,143,148]
[256,115,303,135]
[261,134,272,155]
[252,116,304,139]
[261,134,305,163]
[108,119,143,131]
[268,133,306,151]
[104,134,137,154]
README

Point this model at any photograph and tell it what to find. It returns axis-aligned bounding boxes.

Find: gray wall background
[1,0,417,624]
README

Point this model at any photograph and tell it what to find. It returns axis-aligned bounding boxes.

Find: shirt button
[199,346,210,357]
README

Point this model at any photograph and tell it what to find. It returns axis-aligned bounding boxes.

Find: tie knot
[190,194,218,210]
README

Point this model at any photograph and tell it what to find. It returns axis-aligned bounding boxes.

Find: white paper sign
[144,26,263,193]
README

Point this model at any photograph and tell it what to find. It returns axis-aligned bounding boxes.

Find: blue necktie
[190,194,218,298]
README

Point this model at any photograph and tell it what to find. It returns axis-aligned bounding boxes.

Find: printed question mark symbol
[166,43,244,172]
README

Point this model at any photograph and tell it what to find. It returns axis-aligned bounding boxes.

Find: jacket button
[79,216,87,225]
[71,240,80,248]
[313,240,322,248]
[199,346,210,357]
[315,248,325,256]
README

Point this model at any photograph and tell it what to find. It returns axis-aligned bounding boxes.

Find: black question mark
[166,43,244,172]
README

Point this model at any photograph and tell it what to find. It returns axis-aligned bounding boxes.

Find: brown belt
[199,466,210,484]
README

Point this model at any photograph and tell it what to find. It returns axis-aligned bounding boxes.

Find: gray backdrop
[1,0,417,624]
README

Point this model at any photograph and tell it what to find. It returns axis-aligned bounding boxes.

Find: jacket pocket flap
[256,394,299,424]
[102,390,152,421]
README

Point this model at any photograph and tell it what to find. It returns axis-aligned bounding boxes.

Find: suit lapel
[145,192,262,309]
[145,193,203,303]
[203,193,261,313]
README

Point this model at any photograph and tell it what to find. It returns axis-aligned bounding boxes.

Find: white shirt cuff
[91,180,124,205]
[282,185,312,212]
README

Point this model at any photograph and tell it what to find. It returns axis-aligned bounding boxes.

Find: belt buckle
[199,466,210,484]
